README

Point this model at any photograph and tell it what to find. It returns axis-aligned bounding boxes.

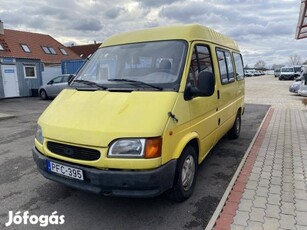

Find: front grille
[47,142,100,161]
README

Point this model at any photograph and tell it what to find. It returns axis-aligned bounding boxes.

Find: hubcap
[181,155,195,191]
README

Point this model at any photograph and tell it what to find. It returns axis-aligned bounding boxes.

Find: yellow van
[33,24,244,201]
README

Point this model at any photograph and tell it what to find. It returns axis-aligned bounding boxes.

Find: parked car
[279,67,295,80]
[244,69,254,77]
[274,69,281,78]
[294,65,302,78]
[38,74,75,99]
[289,81,301,93]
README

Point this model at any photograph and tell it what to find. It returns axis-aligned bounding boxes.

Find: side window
[216,49,235,84]
[188,45,214,87]
[233,52,244,81]
[62,75,70,83]
[52,76,63,84]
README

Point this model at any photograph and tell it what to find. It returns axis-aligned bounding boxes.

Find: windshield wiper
[108,79,163,90]
[73,80,107,90]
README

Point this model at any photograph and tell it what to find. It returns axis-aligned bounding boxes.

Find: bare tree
[289,54,301,65]
[254,60,266,69]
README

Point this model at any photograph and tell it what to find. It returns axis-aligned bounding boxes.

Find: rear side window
[216,49,235,84]
[233,52,244,81]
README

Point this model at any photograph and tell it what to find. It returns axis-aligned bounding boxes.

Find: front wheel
[167,145,197,202]
[228,111,241,139]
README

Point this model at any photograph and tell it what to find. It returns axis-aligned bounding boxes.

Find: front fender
[172,132,199,161]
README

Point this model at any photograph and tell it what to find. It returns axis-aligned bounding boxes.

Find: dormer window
[49,47,56,54]
[21,44,31,53]
[42,46,57,54]
[59,48,68,55]
[42,46,51,54]
[0,44,4,51]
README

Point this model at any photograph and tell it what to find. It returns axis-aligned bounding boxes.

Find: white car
[289,81,302,94]
[279,67,295,80]
[298,84,307,96]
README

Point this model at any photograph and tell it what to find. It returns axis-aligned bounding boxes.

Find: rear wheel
[228,111,241,139]
[40,90,48,100]
[167,145,197,202]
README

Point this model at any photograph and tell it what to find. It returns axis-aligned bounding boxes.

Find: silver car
[39,74,74,100]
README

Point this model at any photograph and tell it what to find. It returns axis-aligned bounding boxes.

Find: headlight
[35,125,44,145]
[108,137,162,158]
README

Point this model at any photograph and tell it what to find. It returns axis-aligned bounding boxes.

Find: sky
[0,0,305,68]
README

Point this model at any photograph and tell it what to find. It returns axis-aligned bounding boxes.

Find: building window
[21,44,31,53]
[0,44,4,51]
[42,46,57,54]
[24,66,37,78]
[59,48,68,55]
[49,47,57,54]
[42,46,51,54]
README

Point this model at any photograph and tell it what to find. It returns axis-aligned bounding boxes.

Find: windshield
[72,40,187,91]
[281,68,294,72]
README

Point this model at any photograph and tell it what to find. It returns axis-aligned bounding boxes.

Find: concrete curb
[205,106,273,230]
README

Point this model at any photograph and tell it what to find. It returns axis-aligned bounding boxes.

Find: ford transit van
[33,24,245,201]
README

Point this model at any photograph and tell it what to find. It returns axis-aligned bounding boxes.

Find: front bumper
[32,147,177,198]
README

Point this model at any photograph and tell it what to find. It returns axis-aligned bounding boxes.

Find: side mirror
[197,71,215,96]
[184,71,215,100]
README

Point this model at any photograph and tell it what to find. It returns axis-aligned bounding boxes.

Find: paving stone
[281,201,296,215]
[238,199,253,212]
[295,189,307,200]
[252,167,262,174]
[271,176,282,186]
[249,207,265,223]
[265,204,281,219]
[246,181,258,190]
[272,170,282,177]
[249,172,260,181]
[294,181,306,190]
[269,185,282,195]
[282,182,294,192]
[293,173,306,181]
[246,220,263,229]
[281,191,295,203]
[262,165,273,172]
[256,186,269,197]
[230,224,246,230]
[233,210,249,226]
[260,171,271,180]
[295,199,307,212]
[242,189,256,200]
[279,214,296,230]
[268,193,281,205]
[263,217,280,230]
[258,178,270,188]
[253,196,267,209]
[282,175,293,183]
[296,225,307,230]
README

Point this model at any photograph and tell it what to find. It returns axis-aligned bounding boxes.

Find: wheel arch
[172,132,200,164]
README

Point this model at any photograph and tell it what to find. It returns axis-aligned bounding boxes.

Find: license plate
[47,160,84,181]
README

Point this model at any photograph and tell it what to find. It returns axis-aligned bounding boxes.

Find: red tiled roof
[0,29,81,64]
[68,43,102,59]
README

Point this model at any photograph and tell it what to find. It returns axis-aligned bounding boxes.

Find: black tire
[167,145,197,202]
[40,89,48,100]
[228,111,241,139]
